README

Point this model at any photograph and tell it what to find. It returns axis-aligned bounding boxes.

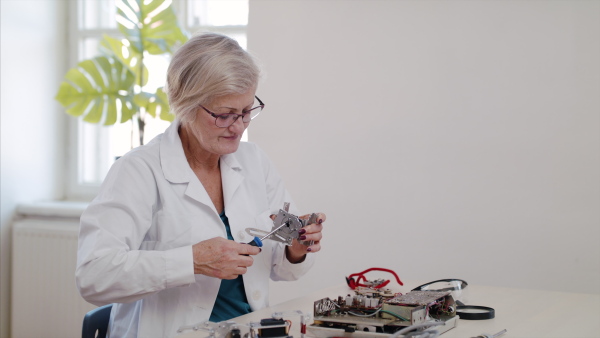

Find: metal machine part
[246,203,317,247]
[309,290,458,337]
[176,311,310,338]
[176,320,241,337]
[471,329,507,338]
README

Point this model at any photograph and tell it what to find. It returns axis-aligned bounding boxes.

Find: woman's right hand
[192,237,261,279]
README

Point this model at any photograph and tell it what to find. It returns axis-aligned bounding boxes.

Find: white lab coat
[76,120,315,338]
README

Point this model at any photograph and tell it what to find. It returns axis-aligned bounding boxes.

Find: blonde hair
[166,33,260,124]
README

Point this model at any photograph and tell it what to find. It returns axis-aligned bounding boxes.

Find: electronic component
[309,290,458,337]
[254,318,288,337]
[176,311,309,338]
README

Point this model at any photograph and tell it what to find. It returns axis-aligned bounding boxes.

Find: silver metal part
[491,329,508,338]
[245,203,318,247]
[472,329,507,338]
[245,227,270,239]
[299,213,318,246]
[386,291,451,306]
[270,208,304,245]
[490,329,508,338]
[308,316,458,338]
[245,218,291,242]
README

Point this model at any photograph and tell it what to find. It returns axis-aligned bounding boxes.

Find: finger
[221,266,248,279]
[221,274,238,280]
[240,243,261,256]
[298,230,322,242]
[307,242,321,253]
[269,214,276,220]
[299,213,326,224]
[299,222,323,235]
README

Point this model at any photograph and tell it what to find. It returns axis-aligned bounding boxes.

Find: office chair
[82,304,112,338]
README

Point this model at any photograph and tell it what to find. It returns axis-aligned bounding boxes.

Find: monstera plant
[55,0,188,146]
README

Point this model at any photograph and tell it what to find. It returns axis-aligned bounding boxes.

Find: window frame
[65,0,249,200]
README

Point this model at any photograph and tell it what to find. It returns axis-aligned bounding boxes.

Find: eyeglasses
[199,96,264,128]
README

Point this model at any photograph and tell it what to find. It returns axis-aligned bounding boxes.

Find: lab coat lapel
[184,179,215,212]
[220,153,244,209]
[160,119,215,211]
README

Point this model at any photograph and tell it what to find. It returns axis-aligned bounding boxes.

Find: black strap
[456,305,495,320]
[411,279,468,292]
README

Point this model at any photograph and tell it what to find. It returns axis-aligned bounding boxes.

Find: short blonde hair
[166,33,260,124]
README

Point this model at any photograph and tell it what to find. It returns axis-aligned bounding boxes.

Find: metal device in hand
[246,202,317,246]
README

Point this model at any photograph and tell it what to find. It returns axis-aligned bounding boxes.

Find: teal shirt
[209,211,252,322]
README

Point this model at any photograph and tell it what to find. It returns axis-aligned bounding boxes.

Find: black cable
[456,304,495,320]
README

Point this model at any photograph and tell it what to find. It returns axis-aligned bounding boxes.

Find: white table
[177,281,600,338]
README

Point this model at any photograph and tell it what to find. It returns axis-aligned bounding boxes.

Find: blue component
[249,236,263,247]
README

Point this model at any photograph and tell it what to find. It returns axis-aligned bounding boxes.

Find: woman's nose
[229,115,246,132]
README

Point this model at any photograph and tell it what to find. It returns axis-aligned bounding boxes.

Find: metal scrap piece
[385,291,451,306]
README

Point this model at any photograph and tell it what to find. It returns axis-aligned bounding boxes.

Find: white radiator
[12,217,95,338]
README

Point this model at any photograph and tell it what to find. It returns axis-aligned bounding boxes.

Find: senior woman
[75,33,325,338]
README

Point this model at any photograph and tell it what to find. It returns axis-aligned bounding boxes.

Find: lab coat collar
[159,119,245,212]
[160,119,244,182]
[220,152,244,210]
[160,119,192,184]
[220,152,243,172]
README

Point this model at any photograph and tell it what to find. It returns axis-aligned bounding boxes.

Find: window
[67,0,249,199]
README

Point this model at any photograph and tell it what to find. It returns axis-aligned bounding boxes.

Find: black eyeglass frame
[199,96,265,128]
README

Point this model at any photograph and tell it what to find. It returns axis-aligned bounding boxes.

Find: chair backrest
[82,304,112,338]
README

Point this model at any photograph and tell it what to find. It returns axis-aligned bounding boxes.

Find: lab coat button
[238,231,246,240]
[252,290,261,300]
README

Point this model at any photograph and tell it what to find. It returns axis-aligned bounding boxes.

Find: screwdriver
[241,236,262,256]
[471,329,507,338]
[246,220,291,249]
[246,236,263,248]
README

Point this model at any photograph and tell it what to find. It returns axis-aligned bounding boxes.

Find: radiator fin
[12,219,95,338]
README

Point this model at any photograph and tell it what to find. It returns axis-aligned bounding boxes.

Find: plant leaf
[55,56,137,125]
[133,91,153,115]
[155,87,174,122]
[133,87,174,122]
[100,35,149,87]
[116,0,188,55]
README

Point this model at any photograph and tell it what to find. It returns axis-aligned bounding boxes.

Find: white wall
[246,0,600,304]
[0,1,68,336]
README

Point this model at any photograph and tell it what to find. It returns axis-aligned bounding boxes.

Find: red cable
[346,267,403,289]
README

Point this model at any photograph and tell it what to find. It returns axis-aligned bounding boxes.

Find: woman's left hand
[285,212,326,263]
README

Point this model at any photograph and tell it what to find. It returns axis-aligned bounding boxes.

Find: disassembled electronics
[177,318,291,338]
[176,311,310,338]
[246,203,317,247]
[308,290,458,337]
[412,279,496,321]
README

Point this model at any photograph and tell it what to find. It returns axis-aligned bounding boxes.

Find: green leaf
[133,87,174,122]
[155,87,174,122]
[55,56,138,125]
[100,35,149,87]
[116,0,188,55]
[119,97,137,123]
[133,91,153,115]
